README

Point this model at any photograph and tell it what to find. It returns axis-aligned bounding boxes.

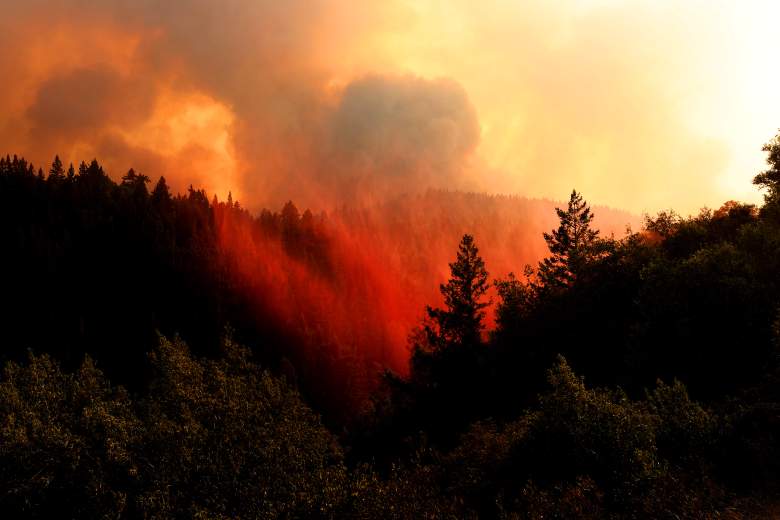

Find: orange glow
[212,193,637,382]
[2,1,779,216]
[0,0,776,388]
[119,89,240,200]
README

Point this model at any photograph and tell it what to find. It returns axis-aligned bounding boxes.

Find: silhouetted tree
[754,131,780,205]
[151,175,171,204]
[644,209,681,239]
[538,189,600,288]
[426,234,490,349]
[48,155,65,182]
[121,168,150,202]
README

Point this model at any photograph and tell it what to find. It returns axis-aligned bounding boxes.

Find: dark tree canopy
[151,175,171,204]
[2,143,780,518]
[754,131,780,205]
[0,336,349,519]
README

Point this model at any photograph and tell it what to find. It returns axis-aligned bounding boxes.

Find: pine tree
[121,168,137,185]
[121,168,150,197]
[48,155,65,182]
[151,176,171,204]
[538,190,600,288]
[426,234,490,348]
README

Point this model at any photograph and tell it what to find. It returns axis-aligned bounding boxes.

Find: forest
[1,132,780,518]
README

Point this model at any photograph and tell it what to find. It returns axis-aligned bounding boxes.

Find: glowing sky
[1,0,779,214]
[388,0,780,213]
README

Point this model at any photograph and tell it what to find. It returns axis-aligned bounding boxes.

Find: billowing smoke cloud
[323,75,479,199]
[0,0,480,209]
[27,66,152,141]
[0,0,777,213]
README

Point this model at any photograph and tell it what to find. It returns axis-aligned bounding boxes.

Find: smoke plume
[2,0,776,213]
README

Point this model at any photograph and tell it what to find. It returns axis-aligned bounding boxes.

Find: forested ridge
[2,132,780,518]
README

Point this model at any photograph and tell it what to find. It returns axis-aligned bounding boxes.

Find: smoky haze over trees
[5,0,771,216]
[0,153,634,419]
[1,131,780,517]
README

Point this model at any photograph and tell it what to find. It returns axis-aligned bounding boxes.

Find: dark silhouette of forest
[0,154,634,424]
[2,131,780,517]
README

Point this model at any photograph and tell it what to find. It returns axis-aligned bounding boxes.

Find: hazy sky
[1,0,779,214]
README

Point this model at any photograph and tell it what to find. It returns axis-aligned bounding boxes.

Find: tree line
[2,132,780,516]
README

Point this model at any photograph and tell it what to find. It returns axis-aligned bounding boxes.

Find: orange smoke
[6,1,778,216]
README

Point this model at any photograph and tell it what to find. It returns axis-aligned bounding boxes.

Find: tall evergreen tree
[538,190,600,288]
[48,155,65,182]
[151,176,171,204]
[426,234,490,348]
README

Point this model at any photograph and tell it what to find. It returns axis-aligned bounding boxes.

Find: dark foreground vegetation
[2,133,780,517]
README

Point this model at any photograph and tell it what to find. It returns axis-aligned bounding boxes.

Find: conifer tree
[538,190,599,288]
[426,234,490,348]
[121,168,150,197]
[48,155,65,182]
[151,176,171,204]
[121,168,137,185]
